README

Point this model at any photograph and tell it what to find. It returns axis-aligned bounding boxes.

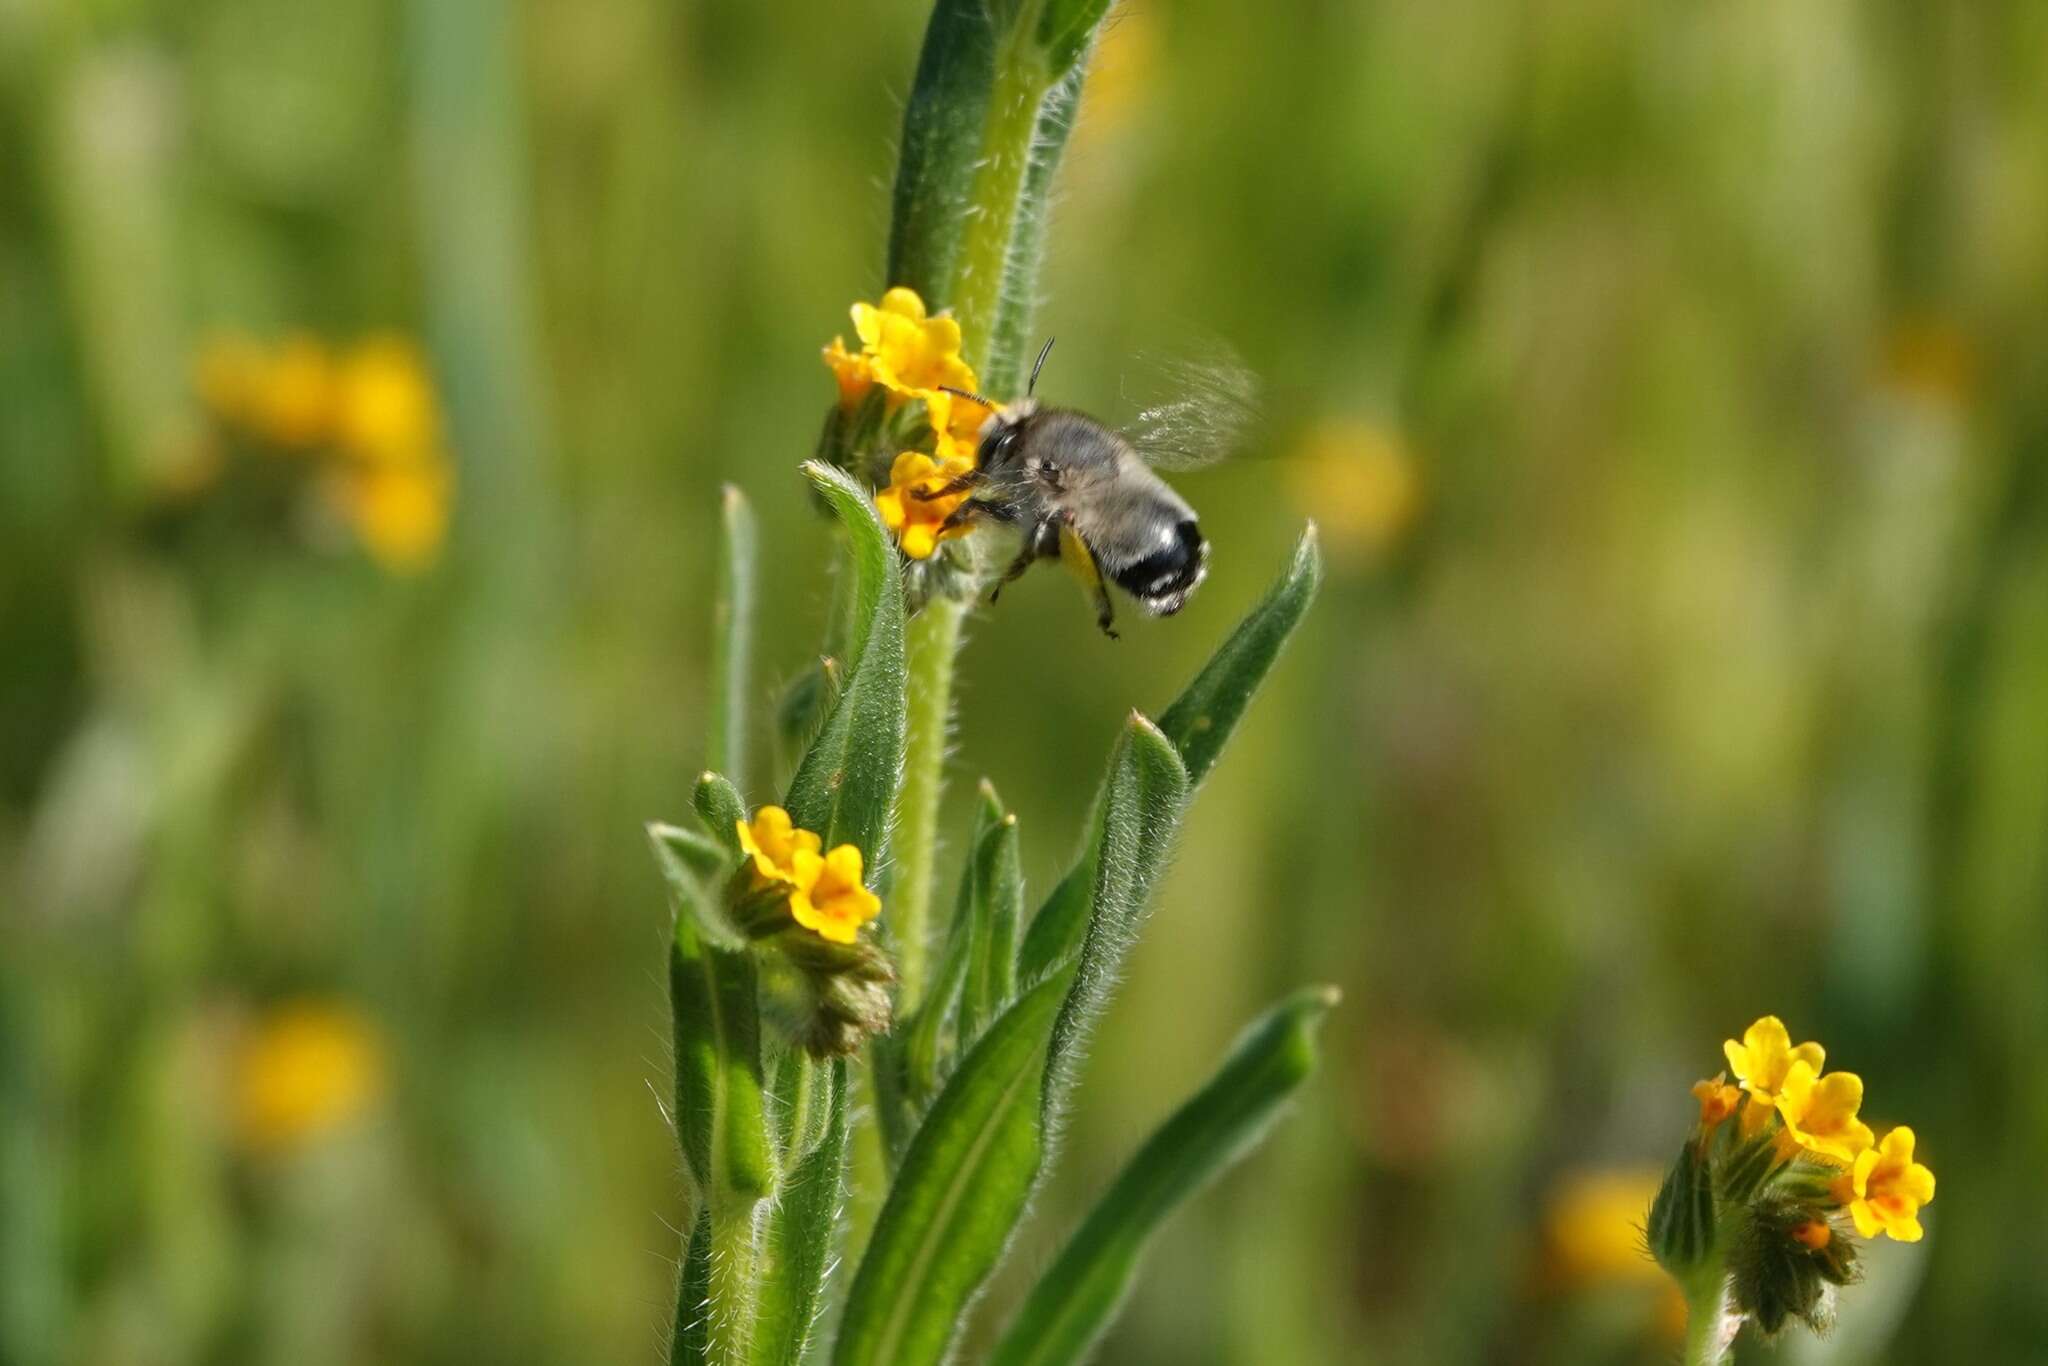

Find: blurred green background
[6,0,2048,1362]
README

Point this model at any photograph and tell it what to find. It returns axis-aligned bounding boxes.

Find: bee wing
[1117,344,1262,471]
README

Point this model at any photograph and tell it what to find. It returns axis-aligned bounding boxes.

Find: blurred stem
[893,596,965,1011]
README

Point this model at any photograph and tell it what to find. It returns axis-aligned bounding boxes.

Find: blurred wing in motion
[1119,344,1262,471]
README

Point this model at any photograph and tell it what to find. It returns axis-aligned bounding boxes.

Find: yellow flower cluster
[735,806,881,945]
[192,331,455,573]
[233,1000,386,1155]
[1711,1016,1935,1242]
[823,288,992,559]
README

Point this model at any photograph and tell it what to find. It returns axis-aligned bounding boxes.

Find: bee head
[976,399,1036,468]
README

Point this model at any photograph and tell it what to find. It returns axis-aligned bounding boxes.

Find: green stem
[1680,1265,1735,1366]
[893,596,966,1011]
[951,44,1052,370]
[703,1201,763,1365]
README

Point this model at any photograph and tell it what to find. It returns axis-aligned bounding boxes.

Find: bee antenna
[937,385,997,409]
[1028,337,1055,397]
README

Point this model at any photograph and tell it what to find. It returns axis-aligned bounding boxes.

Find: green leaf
[1034,0,1114,80]
[833,718,1188,1366]
[962,802,1023,1043]
[1041,718,1187,1106]
[900,785,1006,1105]
[670,921,775,1203]
[708,484,758,788]
[774,655,840,782]
[693,771,749,854]
[886,0,1001,304]
[832,972,1067,1366]
[785,464,908,859]
[650,821,743,951]
[987,987,1339,1366]
[750,1059,850,1366]
[1157,524,1324,786]
[1019,527,1322,979]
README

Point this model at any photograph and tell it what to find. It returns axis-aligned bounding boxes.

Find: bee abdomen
[1110,519,1209,616]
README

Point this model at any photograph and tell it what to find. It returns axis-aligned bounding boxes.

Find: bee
[920,339,1249,638]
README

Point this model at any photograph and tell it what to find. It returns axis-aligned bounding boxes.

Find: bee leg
[989,517,1052,603]
[1091,582,1119,639]
[911,469,984,501]
[1056,519,1119,639]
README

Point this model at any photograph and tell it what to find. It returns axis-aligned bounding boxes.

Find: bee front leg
[989,516,1051,604]
[911,469,984,501]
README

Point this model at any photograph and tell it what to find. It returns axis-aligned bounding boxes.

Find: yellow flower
[336,335,443,465]
[875,449,975,559]
[823,336,874,409]
[788,843,881,945]
[251,333,340,449]
[1775,1060,1874,1163]
[851,286,978,399]
[1723,1016,1825,1107]
[333,463,452,574]
[1847,1126,1935,1242]
[234,1001,386,1154]
[736,805,823,885]
[925,386,995,454]
[1692,1075,1741,1133]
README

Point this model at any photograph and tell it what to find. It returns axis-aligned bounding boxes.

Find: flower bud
[1648,1136,1716,1275]
[773,929,897,1058]
[1729,1200,1860,1337]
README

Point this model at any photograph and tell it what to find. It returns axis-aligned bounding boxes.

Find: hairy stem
[951,44,1052,373]
[702,1201,762,1365]
[1681,1265,1736,1366]
[892,596,965,1011]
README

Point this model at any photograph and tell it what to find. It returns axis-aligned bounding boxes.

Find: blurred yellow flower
[1880,317,1977,410]
[336,335,443,465]
[736,805,823,886]
[1538,1168,1686,1339]
[251,333,340,449]
[234,1002,386,1154]
[789,843,881,945]
[1775,1060,1874,1163]
[875,449,975,559]
[1285,419,1419,562]
[1848,1126,1935,1242]
[1723,1016,1824,1107]
[193,331,267,428]
[333,463,452,574]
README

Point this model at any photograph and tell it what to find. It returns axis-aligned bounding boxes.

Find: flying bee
[919,339,1252,638]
